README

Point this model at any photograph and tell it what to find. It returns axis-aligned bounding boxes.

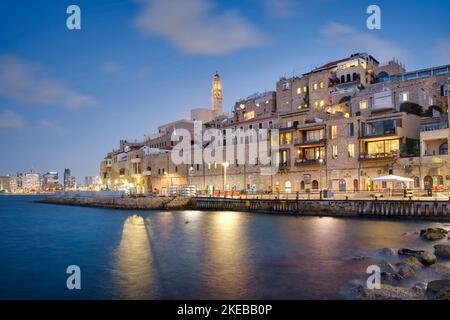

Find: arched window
[285,181,292,193]
[412,176,420,188]
[346,74,351,82]
[353,179,359,192]
[339,179,347,191]
[439,142,448,155]
[312,180,319,189]
[341,75,345,83]
[300,181,305,190]
[352,73,358,82]
[424,176,433,190]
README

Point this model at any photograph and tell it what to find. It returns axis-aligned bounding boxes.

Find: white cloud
[320,22,406,63]
[0,109,25,129]
[433,39,450,65]
[0,54,97,110]
[100,61,124,74]
[264,0,299,18]
[134,0,267,54]
[37,120,64,133]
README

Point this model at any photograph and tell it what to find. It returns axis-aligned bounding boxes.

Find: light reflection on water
[1,196,449,299]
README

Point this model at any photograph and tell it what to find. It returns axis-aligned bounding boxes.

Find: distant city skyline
[1,0,450,180]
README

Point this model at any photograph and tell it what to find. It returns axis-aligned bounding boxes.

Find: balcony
[131,158,142,163]
[295,158,325,166]
[295,138,326,147]
[420,123,449,132]
[359,152,398,161]
[142,170,151,176]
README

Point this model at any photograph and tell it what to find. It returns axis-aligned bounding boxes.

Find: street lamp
[318,158,324,199]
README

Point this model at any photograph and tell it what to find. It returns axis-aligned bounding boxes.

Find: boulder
[434,244,450,259]
[359,284,418,300]
[420,228,448,241]
[398,248,436,266]
[426,280,450,300]
[396,256,424,271]
[411,282,427,296]
[397,265,416,280]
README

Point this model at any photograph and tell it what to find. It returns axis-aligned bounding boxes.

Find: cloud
[320,22,406,63]
[134,0,267,54]
[0,54,97,110]
[264,0,299,18]
[100,61,124,74]
[433,39,450,65]
[37,120,64,133]
[0,109,26,129]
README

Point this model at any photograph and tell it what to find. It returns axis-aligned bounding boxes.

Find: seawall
[37,195,450,221]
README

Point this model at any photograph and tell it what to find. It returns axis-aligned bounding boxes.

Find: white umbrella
[369,175,414,182]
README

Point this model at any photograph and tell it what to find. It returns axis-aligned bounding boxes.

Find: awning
[369,175,414,182]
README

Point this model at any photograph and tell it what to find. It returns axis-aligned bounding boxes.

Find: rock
[397,265,416,280]
[397,256,424,271]
[378,248,397,256]
[359,284,418,300]
[411,282,427,296]
[419,252,437,266]
[379,260,397,274]
[426,280,450,300]
[398,248,436,266]
[420,228,448,241]
[434,244,450,259]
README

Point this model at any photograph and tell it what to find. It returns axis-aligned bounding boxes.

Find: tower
[211,73,223,116]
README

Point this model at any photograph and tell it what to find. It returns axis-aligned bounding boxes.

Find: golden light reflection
[115,214,157,299]
[202,211,251,298]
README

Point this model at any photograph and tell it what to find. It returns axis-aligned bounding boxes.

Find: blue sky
[1,0,449,180]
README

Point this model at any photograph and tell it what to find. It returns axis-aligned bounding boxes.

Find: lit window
[332,145,338,159]
[331,125,337,139]
[314,101,319,107]
[303,86,308,92]
[319,81,325,89]
[240,103,245,109]
[400,92,409,102]
[256,103,260,107]
[359,100,367,110]
[297,87,302,94]
[245,111,255,120]
[348,144,355,158]
[265,100,269,104]
[313,83,318,90]
[282,82,289,90]
[319,100,325,107]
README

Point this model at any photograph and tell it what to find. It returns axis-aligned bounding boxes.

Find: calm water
[0,195,446,300]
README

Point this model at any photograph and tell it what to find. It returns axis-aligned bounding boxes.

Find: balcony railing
[359,152,398,160]
[295,158,325,165]
[295,138,326,146]
[420,123,449,132]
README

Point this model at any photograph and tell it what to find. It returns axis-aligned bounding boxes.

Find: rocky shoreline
[354,227,450,300]
[36,195,192,210]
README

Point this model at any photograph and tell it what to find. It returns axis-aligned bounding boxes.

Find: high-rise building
[63,169,76,190]
[42,172,60,191]
[22,171,41,192]
[211,73,223,117]
[0,175,17,193]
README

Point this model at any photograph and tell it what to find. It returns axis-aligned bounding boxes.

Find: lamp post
[318,158,324,200]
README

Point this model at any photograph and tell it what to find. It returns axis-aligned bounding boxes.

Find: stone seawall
[191,197,450,221]
[37,195,192,210]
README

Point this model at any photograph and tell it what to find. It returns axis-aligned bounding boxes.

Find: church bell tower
[211,73,223,116]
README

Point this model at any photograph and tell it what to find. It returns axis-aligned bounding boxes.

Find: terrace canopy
[368,175,414,183]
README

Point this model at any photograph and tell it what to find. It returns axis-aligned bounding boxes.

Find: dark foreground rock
[426,280,450,300]
[420,228,448,241]
[434,244,450,259]
[358,284,422,300]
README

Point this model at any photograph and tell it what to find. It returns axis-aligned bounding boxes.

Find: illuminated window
[319,81,325,89]
[245,111,255,120]
[313,83,318,90]
[359,100,367,110]
[256,103,260,107]
[348,144,355,158]
[265,100,269,104]
[282,82,289,90]
[331,125,337,139]
[240,103,245,109]
[314,101,319,107]
[297,87,302,94]
[400,92,409,102]
[303,86,308,92]
[332,145,338,159]
[319,100,325,107]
